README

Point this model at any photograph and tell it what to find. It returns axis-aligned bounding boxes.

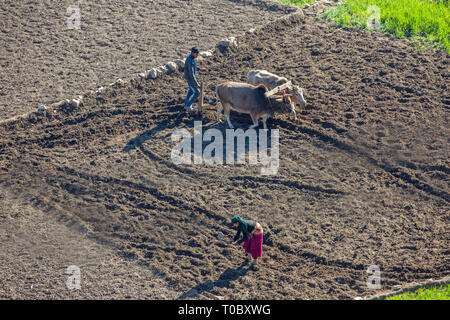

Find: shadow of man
[177,260,253,299]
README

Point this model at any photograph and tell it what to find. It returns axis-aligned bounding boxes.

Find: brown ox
[215,81,295,129]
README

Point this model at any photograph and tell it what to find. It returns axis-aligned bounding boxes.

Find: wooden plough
[198,82,204,114]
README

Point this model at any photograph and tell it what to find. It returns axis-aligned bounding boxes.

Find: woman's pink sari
[243,230,263,259]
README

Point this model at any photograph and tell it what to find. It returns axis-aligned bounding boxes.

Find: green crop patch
[277,0,316,8]
[386,284,450,300]
[321,0,450,54]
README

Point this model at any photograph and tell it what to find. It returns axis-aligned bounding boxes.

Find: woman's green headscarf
[231,215,251,238]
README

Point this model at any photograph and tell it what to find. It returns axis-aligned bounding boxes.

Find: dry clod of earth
[127,53,189,82]
[217,37,238,50]
[95,87,105,94]
[165,62,178,74]
[69,99,81,109]
[109,79,125,87]
[173,59,185,71]
[200,50,214,58]
[57,97,83,113]
[147,68,159,79]
[157,65,168,75]
[60,99,70,107]
[142,70,152,79]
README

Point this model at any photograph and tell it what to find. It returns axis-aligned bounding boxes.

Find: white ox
[247,70,307,108]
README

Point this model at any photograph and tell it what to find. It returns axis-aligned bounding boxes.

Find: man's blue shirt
[184,53,200,87]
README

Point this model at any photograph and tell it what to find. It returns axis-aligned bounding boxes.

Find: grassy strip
[321,0,450,54]
[386,283,450,300]
[277,0,316,8]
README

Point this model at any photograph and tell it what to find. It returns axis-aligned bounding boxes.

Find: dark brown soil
[0,3,449,300]
[0,0,292,120]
